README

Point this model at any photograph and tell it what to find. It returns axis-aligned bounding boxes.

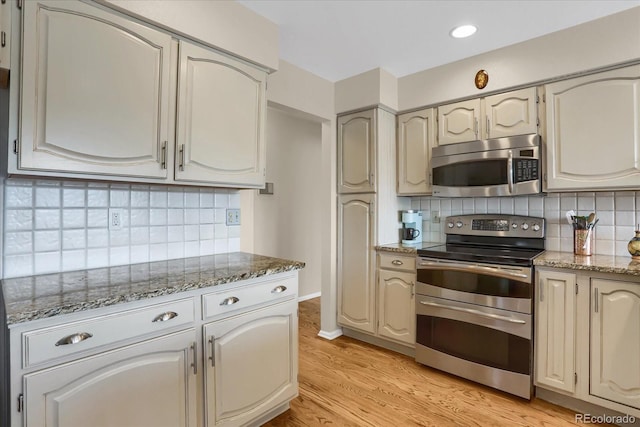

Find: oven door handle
[418,260,529,280]
[419,300,526,324]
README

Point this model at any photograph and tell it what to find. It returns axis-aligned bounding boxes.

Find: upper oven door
[416,258,533,314]
[431,143,540,198]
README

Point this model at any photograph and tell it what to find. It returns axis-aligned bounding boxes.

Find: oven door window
[417,315,530,374]
[432,159,507,187]
[417,269,531,299]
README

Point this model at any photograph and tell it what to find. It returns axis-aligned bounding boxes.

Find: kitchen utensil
[565,210,576,226]
[582,216,599,249]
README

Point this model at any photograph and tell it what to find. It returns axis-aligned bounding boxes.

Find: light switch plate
[226,209,241,226]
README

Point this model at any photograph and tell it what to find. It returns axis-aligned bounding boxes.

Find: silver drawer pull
[152,311,179,323]
[220,296,239,306]
[271,285,287,293]
[55,332,93,346]
[391,260,404,266]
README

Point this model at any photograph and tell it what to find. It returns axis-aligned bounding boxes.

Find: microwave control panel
[514,158,538,182]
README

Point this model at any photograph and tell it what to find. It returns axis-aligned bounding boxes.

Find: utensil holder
[574,229,594,256]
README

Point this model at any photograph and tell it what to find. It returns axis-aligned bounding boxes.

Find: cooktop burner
[417,214,546,266]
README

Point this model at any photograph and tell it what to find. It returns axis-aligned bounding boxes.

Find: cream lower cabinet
[377,253,416,346]
[23,330,198,427]
[590,278,640,410]
[338,194,376,334]
[204,299,298,427]
[544,65,640,191]
[397,108,437,195]
[535,267,640,418]
[535,270,576,393]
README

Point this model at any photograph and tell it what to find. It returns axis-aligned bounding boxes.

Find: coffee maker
[401,210,423,245]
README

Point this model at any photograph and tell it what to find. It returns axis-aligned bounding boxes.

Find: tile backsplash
[412,192,640,257]
[3,179,241,278]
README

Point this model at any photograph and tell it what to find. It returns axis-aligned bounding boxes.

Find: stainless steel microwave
[431,134,541,197]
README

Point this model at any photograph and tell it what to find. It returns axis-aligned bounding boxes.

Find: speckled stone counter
[534,251,640,277]
[375,242,441,255]
[1,252,305,326]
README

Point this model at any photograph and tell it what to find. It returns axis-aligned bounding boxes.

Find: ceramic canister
[629,230,640,259]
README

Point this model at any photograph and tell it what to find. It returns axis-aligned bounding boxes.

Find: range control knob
[512,223,518,229]
[521,223,530,231]
[456,221,463,228]
[532,223,541,232]
[447,222,454,229]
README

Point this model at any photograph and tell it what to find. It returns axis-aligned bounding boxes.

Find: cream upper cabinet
[544,65,640,191]
[437,99,481,145]
[590,278,640,410]
[338,110,376,193]
[19,0,172,180]
[204,299,298,427]
[437,88,538,145]
[0,0,11,72]
[377,260,416,346]
[175,41,267,188]
[484,88,538,139]
[24,330,198,427]
[535,270,576,393]
[338,193,376,334]
[397,108,437,195]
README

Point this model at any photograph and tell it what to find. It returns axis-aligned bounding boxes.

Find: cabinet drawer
[378,253,416,271]
[23,297,195,368]
[202,277,297,320]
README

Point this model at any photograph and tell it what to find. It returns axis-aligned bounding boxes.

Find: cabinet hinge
[536,117,540,127]
[543,172,547,182]
[575,283,579,295]
[536,95,540,104]
[17,0,22,9]
[13,139,18,154]
[574,372,578,385]
[1,0,5,5]
[1,31,6,48]
[17,394,23,413]
[542,94,546,103]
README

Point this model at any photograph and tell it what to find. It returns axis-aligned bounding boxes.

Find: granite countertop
[534,251,640,277]
[375,242,441,254]
[1,252,305,326]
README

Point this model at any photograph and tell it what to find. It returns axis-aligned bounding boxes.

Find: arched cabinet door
[20,0,172,180]
[397,108,436,195]
[437,99,481,145]
[338,110,376,193]
[175,41,267,188]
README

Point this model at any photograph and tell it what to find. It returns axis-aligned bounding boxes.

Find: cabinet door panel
[24,330,197,427]
[545,65,640,190]
[437,99,481,145]
[535,270,576,393]
[204,299,298,427]
[591,279,640,410]
[378,269,415,345]
[338,111,376,193]
[397,108,436,195]
[485,88,537,138]
[20,0,171,179]
[338,194,376,333]
[175,42,266,187]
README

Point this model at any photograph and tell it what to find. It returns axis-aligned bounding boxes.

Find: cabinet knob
[271,285,287,293]
[55,332,93,346]
[220,296,240,306]
[152,311,178,323]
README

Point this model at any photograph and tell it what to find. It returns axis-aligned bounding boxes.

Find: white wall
[99,0,279,71]
[252,108,323,298]
[398,7,640,110]
[335,68,399,113]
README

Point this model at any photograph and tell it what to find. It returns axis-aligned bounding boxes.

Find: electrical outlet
[431,210,440,224]
[109,209,123,230]
[226,209,241,226]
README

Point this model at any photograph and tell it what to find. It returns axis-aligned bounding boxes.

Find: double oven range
[415,214,545,399]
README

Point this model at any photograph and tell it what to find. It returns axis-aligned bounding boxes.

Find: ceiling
[237,0,640,82]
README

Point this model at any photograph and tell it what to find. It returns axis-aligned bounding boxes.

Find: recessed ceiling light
[450,25,477,39]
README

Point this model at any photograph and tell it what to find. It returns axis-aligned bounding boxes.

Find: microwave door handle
[507,151,514,194]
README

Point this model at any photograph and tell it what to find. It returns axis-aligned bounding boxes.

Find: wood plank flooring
[264,297,610,427]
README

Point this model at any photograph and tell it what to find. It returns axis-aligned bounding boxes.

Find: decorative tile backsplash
[412,191,640,257]
[3,179,241,278]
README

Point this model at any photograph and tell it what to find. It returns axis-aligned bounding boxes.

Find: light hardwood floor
[264,298,611,427]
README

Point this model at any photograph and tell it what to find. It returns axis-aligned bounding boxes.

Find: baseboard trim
[298,291,321,302]
[318,328,343,340]
[342,327,416,358]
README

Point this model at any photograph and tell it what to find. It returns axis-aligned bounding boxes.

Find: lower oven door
[415,294,532,399]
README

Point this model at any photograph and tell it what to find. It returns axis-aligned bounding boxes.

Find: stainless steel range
[415,214,545,399]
